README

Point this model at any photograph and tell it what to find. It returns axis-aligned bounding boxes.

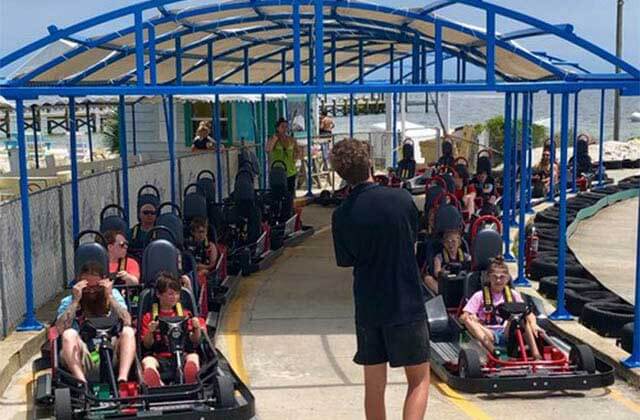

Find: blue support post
[293,1,301,84]
[130,103,137,156]
[69,97,80,242]
[244,46,249,84]
[514,92,531,287]
[572,91,579,192]
[349,94,354,137]
[392,92,398,167]
[511,93,519,227]
[281,50,287,84]
[308,27,314,84]
[165,95,177,205]
[598,89,605,186]
[134,11,144,86]
[214,95,223,202]
[305,93,313,197]
[314,0,324,87]
[85,102,94,162]
[261,93,267,189]
[207,41,214,85]
[622,191,640,367]
[15,99,44,332]
[175,36,182,85]
[548,93,555,202]
[358,39,364,84]
[486,10,496,86]
[331,33,337,83]
[549,93,573,320]
[30,105,40,168]
[526,92,534,213]
[502,93,515,262]
[435,21,443,84]
[118,95,130,225]
[148,24,156,86]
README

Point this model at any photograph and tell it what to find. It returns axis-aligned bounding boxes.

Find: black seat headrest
[183,184,208,222]
[435,204,463,235]
[137,185,161,215]
[473,228,502,270]
[156,214,184,249]
[141,232,180,287]
[74,230,109,279]
[99,205,128,234]
[234,169,255,203]
[196,170,216,203]
[269,161,288,195]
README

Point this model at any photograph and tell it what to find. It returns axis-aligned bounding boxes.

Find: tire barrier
[538,276,600,300]
[528,175,639,344]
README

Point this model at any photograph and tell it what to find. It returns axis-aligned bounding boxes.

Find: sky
[0,0,639,79]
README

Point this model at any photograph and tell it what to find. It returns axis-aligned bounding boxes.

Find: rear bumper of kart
[430,353,615,393]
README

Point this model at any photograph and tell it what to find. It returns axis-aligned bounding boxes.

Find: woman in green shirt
[266,118,301,199]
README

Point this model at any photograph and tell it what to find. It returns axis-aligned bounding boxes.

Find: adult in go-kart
[140,272,206,387]
[105,230,140,286]
[460,256,542,360]
[55,260,136,385]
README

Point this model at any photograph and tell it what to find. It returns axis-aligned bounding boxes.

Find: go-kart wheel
[458,349,482,379]
[318,190,331,206]
[570,344,596,374]
[215,375,236,408]
[55,388,73,420]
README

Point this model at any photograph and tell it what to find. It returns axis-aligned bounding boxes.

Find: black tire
[603,160,623,170]
[534,251,578,265]
[532,222,559,231]
[458,348,482,379]
[534,208,577,225]
[622,159,634,169]
[570,344,596,374]
[215,375,236,408]
[536,228,560,241]
[537,239,569,253]
[577,191,606,202]
[591,184,619,195]
[565,289,621,315]
[318,190,331,206]
[538,276,600,299]
[580,302,635,338]
[55,388,73,420]
[270,230,284,250]
[619,322,634,353]
[528,255,587,281]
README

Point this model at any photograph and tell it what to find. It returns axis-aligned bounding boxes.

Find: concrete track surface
[2,206,640,419]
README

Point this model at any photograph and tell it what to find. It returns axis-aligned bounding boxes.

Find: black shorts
[354,319,430,368]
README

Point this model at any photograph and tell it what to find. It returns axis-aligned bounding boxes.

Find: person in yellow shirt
[266,118,302,200]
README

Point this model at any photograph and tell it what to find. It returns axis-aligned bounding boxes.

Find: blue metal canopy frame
[1,0,639,367]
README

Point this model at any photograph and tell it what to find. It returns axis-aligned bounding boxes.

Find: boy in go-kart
[186,217,219,280]
[55,262,136,384]
[105,230,140,286]
[423,229,470,294]
[460,256,542,359]
[140,272,205,387]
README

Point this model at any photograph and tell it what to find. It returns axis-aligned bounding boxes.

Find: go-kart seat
[141,234,180,288]
[463,225,503,299]
[73,230,109,284]
[137,185,161,216]
[424,295,458,342]
[156,209,185,250]
[99,205,128,235]
[183,184,208,224]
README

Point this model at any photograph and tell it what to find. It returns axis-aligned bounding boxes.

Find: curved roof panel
[1,0,638,90]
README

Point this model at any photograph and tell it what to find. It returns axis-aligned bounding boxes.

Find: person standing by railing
[266,118,302,199]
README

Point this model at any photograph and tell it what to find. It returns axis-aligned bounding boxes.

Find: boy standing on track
[330,138,430,420]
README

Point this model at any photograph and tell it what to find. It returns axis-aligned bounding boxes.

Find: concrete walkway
[570,197,638,304]
[218,205,640,420]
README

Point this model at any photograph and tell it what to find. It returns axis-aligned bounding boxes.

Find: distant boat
[631,111,640,123]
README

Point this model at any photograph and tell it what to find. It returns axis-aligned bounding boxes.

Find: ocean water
[330,90,640,142]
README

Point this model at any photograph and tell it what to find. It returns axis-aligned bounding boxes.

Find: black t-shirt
[332,183,425,327]
[193,136,214,150]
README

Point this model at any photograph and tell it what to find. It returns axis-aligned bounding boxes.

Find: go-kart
[424,217,615,393]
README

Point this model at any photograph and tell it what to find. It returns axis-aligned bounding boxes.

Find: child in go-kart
[460,256,542,359]
[453,164,477,215]
[55,262,136,384]
[423,229,470,293]
[186,217,219,279]
[140,272,205,387]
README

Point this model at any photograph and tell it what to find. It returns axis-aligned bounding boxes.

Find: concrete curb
[0,328,47,396]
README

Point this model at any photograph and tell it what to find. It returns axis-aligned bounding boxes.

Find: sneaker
[184,360,199,384]
[143,367,161,388]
